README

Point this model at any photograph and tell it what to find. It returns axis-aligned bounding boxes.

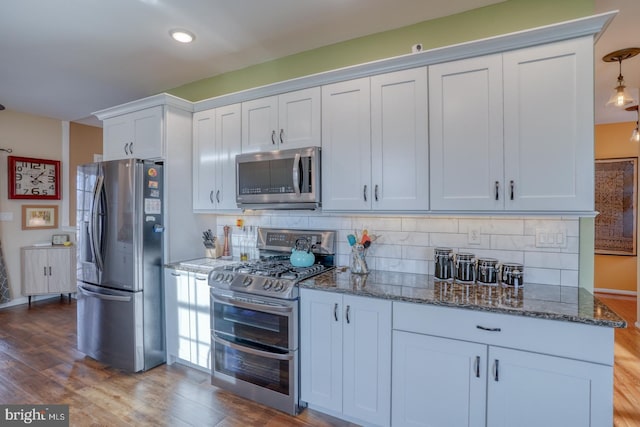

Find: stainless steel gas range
[208,228,336,415]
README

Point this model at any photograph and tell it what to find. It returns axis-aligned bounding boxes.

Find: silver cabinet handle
[334,303,339,321]
[363,185,368,202]
[195,276,207,281]
[475,356,480,378]
[493,359,500,382]
[124,143,129,155]
[170,272,182,277]
[510,180,514,200]
[49,266,52,276]
[129,142,133,155]
[495,181,499,201]
[375,184,379,202]
[476,325,501,332]
[43,266,47,276]
[280,129,284,144]
[271,130,276,145]
[346,305,351,324]
[209,190,214,204]
[216,190,221,203]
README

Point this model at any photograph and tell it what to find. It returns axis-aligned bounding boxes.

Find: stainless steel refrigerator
[76,159,165,372]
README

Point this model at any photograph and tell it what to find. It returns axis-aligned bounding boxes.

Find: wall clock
[8,156,61,200]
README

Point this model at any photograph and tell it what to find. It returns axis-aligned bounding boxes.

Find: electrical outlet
[468,228,481,245]
[535,228,567,248]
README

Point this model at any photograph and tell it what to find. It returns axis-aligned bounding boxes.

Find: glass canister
[501,263,524,288]
[476,258,500,285]
[350,244,369,274]
[455,252,476,283]
[434,247,454,280]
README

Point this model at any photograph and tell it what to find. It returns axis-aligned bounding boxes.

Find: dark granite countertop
[299,267,626,328]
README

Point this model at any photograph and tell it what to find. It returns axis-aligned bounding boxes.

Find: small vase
[350,244,369,274]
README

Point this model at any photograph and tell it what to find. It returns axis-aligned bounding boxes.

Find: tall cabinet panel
[321,78,372,210]
[193,104,241,211]
[503,37,594,211]
[429,54,504,211]
[371,68,429,211]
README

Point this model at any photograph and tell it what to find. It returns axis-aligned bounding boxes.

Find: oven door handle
[212,333,294,361]
[213,293,294,314]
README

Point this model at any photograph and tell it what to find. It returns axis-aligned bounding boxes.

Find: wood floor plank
[0,296,636,426]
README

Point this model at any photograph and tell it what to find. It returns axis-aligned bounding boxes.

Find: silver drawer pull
[476,325,501,332]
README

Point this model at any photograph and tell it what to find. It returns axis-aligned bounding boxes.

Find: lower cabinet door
[392,331,487,427]
[191,272,212,370]
[486,347,613,427]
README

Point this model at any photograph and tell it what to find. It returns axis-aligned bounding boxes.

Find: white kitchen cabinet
[300,288,392,427]
[486,347,612,427]
[192,104,241,211]
[164,268,211,371]
[21,245,76,304]
[392,302,614,427]
[429,37,593,212]
[392,331,486,427]
[103,106,163,160]
[322,68,428,211]
[241,87,320,152]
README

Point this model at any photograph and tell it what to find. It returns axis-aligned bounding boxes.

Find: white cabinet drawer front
[392,301,613,365]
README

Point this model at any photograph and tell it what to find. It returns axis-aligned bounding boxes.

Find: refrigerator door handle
[78,285,132,302]
[91,175,105,271]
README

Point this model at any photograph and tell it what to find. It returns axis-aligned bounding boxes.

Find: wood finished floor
[0,298,356,427]
[0,295,637,426]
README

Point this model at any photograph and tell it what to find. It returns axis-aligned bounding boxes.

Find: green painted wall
[169,0,594,101]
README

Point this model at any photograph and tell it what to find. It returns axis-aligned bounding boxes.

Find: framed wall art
[594,157,637,255]
[21,205,58,230]
[8,155,61,200]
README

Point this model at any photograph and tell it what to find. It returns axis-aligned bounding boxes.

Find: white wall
[212,212,580,287]
[0,110,67,308]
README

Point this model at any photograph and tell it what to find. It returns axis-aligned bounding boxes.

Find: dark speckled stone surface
[299,267,627,328]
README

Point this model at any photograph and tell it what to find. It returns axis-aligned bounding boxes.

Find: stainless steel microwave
[236,146,321,210]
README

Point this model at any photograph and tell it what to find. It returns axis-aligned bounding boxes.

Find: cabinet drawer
[392,301,613,365]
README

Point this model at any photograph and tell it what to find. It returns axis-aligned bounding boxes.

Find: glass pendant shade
[607,81,636,107]
[603,48,640,108]
[631,127,639,142]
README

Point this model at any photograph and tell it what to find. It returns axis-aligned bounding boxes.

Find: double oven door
[210,290,301,415]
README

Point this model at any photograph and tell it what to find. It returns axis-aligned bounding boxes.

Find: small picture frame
[21,205,58,230]
[52,233,70,245]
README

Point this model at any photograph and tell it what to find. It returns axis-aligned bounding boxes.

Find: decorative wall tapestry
[595,158,637,255]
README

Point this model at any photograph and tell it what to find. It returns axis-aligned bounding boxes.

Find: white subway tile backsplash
[213,213,580,284]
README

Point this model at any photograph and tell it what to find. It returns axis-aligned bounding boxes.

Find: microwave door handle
[292,152,301,195]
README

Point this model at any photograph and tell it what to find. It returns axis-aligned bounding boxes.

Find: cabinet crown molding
[193,11,616,112]
[93,93,193,121]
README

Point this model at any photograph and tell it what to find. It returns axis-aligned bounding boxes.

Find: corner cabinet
[192,104,241,211]
[392,302,613,427]
[164,268,211,371]
[300,288,392,427]
[21,245,76,304]
[241,87,321,152]
[322,68,429,211]
[429,37,594,212]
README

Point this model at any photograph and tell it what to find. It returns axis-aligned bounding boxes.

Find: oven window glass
[213,301,290,350]
[214,338,291,396]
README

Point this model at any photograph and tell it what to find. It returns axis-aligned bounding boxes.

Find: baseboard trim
[594,288,637,297]
[0,294,76,310]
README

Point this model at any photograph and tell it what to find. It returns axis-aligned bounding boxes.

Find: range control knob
[214,273,224,282]
[263,280,273,290]
[225,274,234,283]
[242,276,253,287]
[274,281,285,292]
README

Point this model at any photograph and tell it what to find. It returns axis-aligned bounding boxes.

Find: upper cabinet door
[429,54,504,211]
[371,68,429,211]
[215,103,242,210]
[503,37,594,212]
[241,87,321,152]
[241,96,279,152]
[321,78,372,211]
[103,106,163,160]
[278,87,321,149]
[192,110,216,210]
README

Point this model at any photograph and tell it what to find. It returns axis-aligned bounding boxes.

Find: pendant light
[603,48,640,108]
[626,105,640,142]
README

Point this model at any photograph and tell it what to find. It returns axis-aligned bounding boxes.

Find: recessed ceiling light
[169,29,195,43]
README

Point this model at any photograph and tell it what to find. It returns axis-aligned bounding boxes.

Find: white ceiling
[0,0,636,127]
